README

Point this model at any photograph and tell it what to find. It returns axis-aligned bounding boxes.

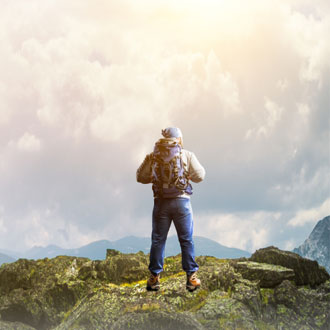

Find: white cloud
[245,97,284,140]
[286,6,330,84]
[276,78,289,91]
[297,103,310,117]
[0,206,6,234]
[0,0,329,251]
[283,239,296,251]
[270,166,330,209]
[194,211,282,252]
[4,206,106,250]
[37,106,60,126]
[0,219,6,234]
[16,133,42,152]
[288,198,330,227]
[245,98,284,139]
[258,98,284,137]
[0,83,11,125]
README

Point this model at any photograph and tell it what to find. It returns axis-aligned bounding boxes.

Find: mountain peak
[293,215,330,273]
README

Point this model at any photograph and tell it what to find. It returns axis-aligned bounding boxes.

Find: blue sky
[0,0,329,252]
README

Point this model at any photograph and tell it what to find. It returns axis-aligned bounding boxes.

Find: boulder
[112,311,204,330]
[195,291,258,330]
[0,320,36,330]
[104,250,149,284]
[0,256,93,329]
[273,280,330,329]
[250,246,329,287]
[233,261,295,288]
[75,250,149,284]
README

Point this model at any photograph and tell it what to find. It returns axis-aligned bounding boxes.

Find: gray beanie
[161,127,183,139]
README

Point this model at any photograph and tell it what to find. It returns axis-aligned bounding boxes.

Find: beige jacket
[136,148,205,198]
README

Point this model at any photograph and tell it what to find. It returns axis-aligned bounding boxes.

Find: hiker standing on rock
[136,127,205,292]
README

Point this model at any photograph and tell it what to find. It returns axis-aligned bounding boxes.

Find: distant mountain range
[2,215,330,272]
[0,236,250,264]
[0,253,16,265]
[293,215,330,273]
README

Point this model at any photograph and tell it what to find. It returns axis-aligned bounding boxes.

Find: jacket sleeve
[187,151,205,183]
[136,153,153,184]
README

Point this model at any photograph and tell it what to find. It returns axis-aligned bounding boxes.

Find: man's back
[137,147,205,189]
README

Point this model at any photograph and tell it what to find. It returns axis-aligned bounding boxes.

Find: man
[136,127,205,292]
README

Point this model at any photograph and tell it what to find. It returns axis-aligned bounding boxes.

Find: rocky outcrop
[250,246,329,287]
[0,321,35,330]
[0,248,329,330]
[77,249,149,284]
[233,261,295,287]
[112,311,205,330]
[0,256,92,329]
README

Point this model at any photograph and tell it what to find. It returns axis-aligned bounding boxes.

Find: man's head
[161,127,183,146]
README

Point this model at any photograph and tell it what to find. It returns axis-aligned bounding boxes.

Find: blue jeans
[149,197,199,275]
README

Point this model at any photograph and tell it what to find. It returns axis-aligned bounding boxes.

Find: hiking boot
[146,272,160,291]
[186,272,201,292]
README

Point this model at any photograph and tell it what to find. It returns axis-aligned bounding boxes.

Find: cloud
[287,7,330,84]
[0,206,6,234]
[0,0,329,251]
[245,97,284,139]
[194,197,329,252]
[16,133,42,152]
[194,211,280,252]
[276,78,289,91]
[288,198,330,227]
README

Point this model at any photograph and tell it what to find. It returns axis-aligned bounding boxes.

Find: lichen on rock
[250,246,329,287]
[0,248,329,330]
[233,260,295,287]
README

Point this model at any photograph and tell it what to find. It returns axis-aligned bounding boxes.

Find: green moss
[1,249,329,330]
[315,315,326,327]
[61,308,73,322]
[178,289,209,312]
[124,302,161,313]
[206,257,228,264]
[218,313,241,327]
[29,268,36,278]
[260,288,274,305]
[119,279,146,287]
[162,271,185,281]
[255,320,277,330]
[277,304,288,315]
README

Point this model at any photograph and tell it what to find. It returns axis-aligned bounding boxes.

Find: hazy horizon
[1,234,257,255]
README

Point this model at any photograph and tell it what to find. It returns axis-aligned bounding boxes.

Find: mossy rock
[104,250,149,284]
[0,320,36,330]
[196,292,257,330]
[56,273,205,330]
[198,260,241,292]
[55,286,126,330]
[233,261,295,288]
[0,257,94,329]
[232,279,263,318]
[1,249,329,330]
[75,250,150,285]
[250,246,329,287]
[274,280,330,329]
[111,311,204,330]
